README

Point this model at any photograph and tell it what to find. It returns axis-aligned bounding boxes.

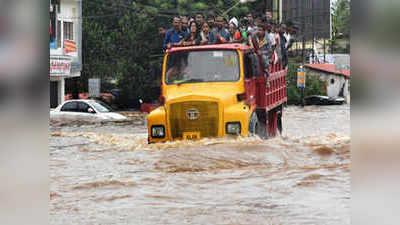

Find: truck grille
[169,101,219,139]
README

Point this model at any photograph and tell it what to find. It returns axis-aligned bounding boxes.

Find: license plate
[183,132,200,140]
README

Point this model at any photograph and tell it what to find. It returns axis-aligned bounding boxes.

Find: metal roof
[305,64,350,78]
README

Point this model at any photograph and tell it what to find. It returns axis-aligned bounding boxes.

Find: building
[305,63,350,103]
[49,0,82,108]
[282,0,331,40]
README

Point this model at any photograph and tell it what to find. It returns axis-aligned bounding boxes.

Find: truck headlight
[151,125,165,138]
[226,122,241,135]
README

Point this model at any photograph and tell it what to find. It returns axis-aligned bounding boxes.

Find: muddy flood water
[50,105,350,225]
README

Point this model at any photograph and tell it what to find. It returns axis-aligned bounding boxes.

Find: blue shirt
[163,28,185,49]
[280,34,287,57]
[181,28,190,37]
[211,27,230,44]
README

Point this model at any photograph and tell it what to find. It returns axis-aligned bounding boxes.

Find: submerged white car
[50,100,127,121]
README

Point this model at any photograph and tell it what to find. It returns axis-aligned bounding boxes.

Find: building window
[63,21,74,41]
[50,12,56,49]
[50,0,60,49]
[57,20,61,48]
[51,0,60,13]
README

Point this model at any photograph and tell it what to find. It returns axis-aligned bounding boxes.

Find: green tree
[287,64,326,104]
[331,0,350,39]
[330,0,350,53]
[80,0,269,107]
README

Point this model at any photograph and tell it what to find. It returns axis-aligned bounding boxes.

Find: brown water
[49,105,350,225]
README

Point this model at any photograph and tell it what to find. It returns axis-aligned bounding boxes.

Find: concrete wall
[307,70,350,102]
[50,0,81,107]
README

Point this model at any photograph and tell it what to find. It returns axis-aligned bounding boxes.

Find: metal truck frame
[148,43,287,143]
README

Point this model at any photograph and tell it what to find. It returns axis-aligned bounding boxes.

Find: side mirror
[88,108,95,113]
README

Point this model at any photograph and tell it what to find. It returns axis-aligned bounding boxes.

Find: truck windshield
[165,50,240,85]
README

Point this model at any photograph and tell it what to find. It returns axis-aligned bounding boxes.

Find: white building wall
[325,74,347,98]
[51,0,79,60]
[308,70,350,102]
[344,79,350,103]
[60,1,78,56]
[58,78,65,105]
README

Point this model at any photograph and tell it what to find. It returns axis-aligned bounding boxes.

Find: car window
[89,101,113,113]
[61,102,78,112]
[78,102,91,113]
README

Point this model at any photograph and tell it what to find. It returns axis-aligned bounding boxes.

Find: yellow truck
[148,43,287,143]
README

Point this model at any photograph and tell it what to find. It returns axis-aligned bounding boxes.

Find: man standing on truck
[279,24,288,68]
[257,23,273,75]
[246,13,258,35]
[163,17,185,50]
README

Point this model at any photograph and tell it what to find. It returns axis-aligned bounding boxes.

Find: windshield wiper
[175,78,204,85]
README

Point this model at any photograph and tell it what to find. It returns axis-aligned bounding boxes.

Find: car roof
[166,43,250,53]
[63,99,96,104]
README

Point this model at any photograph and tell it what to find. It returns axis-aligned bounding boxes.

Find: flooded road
[50,105,350,225]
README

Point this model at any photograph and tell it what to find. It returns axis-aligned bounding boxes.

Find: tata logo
[186,108,200,120]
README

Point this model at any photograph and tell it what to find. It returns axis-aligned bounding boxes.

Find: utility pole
[223,0,255,16]
[312,0,315,63]
[323,38,326,63]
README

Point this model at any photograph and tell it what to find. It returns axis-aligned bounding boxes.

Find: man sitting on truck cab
[212,16,230,44]
[180,16,190,36]
[206,15,216,32]
[195,13,205,31]
[200,22,214,45]
[163,17,185,50]
[183,21,201,46]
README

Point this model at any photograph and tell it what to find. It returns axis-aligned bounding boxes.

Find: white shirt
[284,33,291,49]
[247,26,258,35]
[268,33,276,46]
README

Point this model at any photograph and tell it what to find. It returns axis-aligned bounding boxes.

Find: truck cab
[148,44,287,143]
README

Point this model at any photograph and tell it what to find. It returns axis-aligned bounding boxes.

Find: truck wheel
[249,112,266,138]
[277,112,283,135]
[267,110,279,137]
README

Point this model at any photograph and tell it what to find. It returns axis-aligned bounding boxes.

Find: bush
[286,63,326,105]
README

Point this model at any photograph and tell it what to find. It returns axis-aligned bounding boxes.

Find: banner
[50,57,72,76]
[64,40,77,54]
[89,78,101,98]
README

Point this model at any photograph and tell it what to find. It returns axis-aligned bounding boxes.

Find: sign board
[297,66,306,88]
[88,78,101,98]
[50,57,72,76]
[64,40,77,54]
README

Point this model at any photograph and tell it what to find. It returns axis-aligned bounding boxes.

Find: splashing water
[50,105,350,225]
